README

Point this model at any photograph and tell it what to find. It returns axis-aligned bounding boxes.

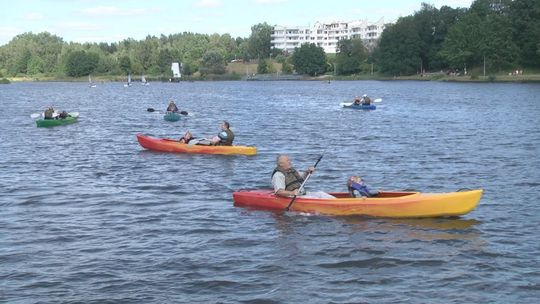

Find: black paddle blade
[147,108,155,112]
[180,111,188,116]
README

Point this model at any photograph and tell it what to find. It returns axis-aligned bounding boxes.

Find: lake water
[1,81,539,303]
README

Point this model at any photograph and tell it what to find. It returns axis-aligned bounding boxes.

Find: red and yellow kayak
[232,189,482,217]
[136,134,257,156]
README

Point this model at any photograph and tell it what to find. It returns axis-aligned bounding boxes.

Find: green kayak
[164,111,181,122]
[36,113,79,127]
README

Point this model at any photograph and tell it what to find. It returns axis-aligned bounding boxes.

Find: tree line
[0,24,272,79]
[294,0,540,77]
[0,0,538,79]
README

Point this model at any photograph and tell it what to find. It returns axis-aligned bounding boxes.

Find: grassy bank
[5,62,540,83]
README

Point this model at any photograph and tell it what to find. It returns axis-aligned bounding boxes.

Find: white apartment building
[271,18,386,54]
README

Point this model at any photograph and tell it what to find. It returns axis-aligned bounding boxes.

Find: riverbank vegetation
[0,0,538,82]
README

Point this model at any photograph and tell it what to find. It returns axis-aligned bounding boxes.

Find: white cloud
[25,12,44,21]
[194,0,223,8]
[81,6,159,16]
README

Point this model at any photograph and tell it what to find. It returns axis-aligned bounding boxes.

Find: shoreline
[5,73,540,83]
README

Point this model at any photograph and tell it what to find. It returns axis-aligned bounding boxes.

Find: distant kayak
[233,189,483,217]
[136,134,257,156]
[36,113,79,127]
[163,111,181,122]
[341,103,376,110]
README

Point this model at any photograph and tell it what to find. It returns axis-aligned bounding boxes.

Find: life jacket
[349,182,371,197]
[167,104,178,112]
[272,166,304,191]
[59,111,68,119]
[217,129,234,146]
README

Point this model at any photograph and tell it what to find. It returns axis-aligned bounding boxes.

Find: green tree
[133,36,158,72]
[335,38,367,75]
[200,50,226,75]
[248,22,272,59]
[509,0,540,67]
[64,50,99,77]
[276,54,293,74]
[440,0,518,71]
[118,55,132,74]
[291,43,327,76]
[157,48,180,74]
[428,5,467,69]
[95,54,117,74]
[27,55,44,74]
[236,40,251,61]
[181,61,195,76]
[375,16,422,75]
[257,59,270,74]
[439,12,482,68]
[15,49,32,74]
[481,14,518,70]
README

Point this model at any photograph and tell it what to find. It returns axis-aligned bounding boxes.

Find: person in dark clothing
[166,100,179,113]
[44,107,55,119]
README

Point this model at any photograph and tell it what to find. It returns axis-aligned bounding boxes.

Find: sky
[0,0,474,46]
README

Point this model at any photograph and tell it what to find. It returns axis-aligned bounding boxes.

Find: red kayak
[136,134,257,155]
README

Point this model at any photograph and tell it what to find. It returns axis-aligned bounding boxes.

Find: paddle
[147,108,189,116]
[285,153,325,212]
[30,113,41,119]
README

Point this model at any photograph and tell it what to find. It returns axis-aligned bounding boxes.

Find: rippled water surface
[1,81,539,303]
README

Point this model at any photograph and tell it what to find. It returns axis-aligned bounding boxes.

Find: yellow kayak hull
[233,189,483,218]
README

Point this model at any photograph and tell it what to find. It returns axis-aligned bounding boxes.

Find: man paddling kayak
[272,154,335,199]
[166,100,179,113]
[361,94,372,105]
[210,121,234,146]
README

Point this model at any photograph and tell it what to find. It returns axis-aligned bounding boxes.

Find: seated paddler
[347,175,378,197]
[271,154,335,199]
[210,121,234,146]
[179,130,194,144]
[44,106,55,119]
[166,100,179,113]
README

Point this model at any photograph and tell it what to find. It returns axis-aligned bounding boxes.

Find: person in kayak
[211,121,234,146]
[271,154,335,199]
[58,110,69,119]
[361,94,372,105]
[166,100,179,113]
[353,96,361,105]
[347,175,378,197]
[44,106,55,119]
[179,131,194,144]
